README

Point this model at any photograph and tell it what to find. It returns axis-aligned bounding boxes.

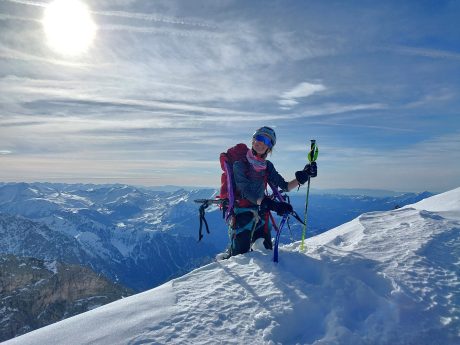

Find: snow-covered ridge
[5,187,459,345]
[409,186,460,212]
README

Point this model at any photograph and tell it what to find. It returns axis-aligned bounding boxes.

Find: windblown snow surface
[5,188,460,345]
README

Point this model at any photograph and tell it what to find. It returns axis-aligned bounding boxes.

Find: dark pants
[230,215,273,256]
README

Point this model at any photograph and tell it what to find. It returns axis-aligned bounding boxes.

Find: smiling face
[252,136,271,157]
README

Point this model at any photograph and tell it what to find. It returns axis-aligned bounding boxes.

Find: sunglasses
[254,135,273,148]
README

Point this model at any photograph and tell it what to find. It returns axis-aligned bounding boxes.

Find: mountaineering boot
[215,248,231,261]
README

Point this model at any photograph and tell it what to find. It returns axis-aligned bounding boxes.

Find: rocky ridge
[0,254,132,342]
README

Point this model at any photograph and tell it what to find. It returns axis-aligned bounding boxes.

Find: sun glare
[42,0,97,56]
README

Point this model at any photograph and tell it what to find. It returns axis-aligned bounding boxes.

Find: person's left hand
[272,201,293,216]
[260,197,293,216]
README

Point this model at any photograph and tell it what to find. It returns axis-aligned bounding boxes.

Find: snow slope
[4,188,460,345]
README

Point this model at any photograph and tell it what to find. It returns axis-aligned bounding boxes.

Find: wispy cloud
[403,89,455,109]
[0,45,92,67]
[0,12,40,22]
[290,102,387,120]
[388,45,460,61]
[278,82,326,109]
[100,24,217,37]
[3,0,46,8]
[95,10,218,29]
[282,82,327,99]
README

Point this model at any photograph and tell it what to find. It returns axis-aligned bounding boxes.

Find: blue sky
[0,0,459,193]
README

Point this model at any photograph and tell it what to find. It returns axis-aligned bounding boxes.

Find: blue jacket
[233,159,289,205]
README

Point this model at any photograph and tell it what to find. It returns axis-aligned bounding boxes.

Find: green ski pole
[300,139,318,251]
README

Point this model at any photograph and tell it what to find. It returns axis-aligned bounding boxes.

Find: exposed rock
[0,254,132,342]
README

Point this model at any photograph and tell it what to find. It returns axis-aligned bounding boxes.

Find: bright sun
[42,0,97,56]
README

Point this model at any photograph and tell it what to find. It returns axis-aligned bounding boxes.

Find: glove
[295,162,317,184]
[306,162,318,177]
[260,197,293,216]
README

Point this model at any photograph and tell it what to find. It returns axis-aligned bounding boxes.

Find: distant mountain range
[310,187,421,197]
[0,182,433,290]
[0,182,220,292]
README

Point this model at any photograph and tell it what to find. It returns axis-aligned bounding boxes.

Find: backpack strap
[233,156,267,209]
[263,172,270,234]
[228,155,262,210]
[224,160,235,222]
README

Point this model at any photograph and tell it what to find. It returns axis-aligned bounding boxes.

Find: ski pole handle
[308,140,318,163]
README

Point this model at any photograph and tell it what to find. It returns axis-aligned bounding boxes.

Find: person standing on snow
[227,126,317,257]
